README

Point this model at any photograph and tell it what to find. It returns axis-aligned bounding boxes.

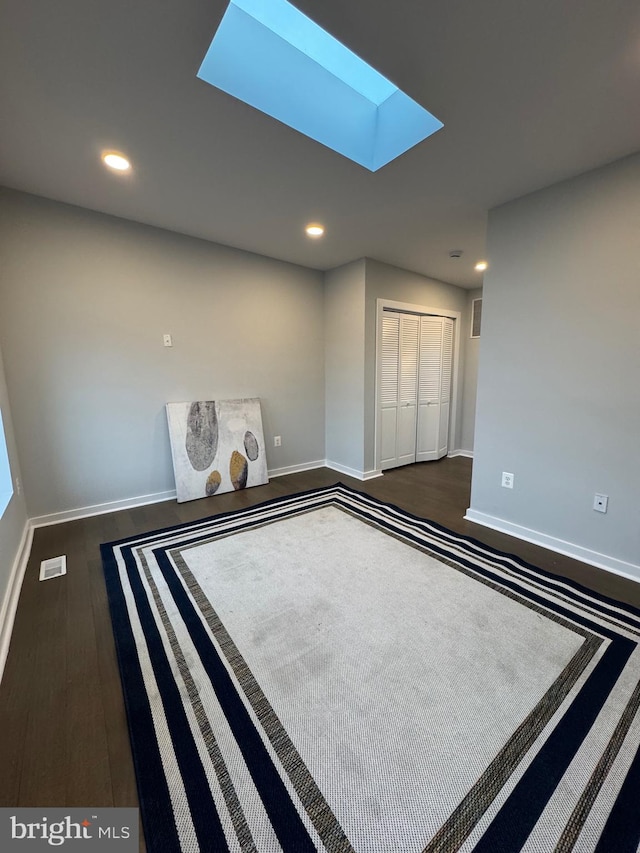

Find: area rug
[100,484,640,853]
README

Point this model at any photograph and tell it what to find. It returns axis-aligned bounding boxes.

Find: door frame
[374,298,462,473]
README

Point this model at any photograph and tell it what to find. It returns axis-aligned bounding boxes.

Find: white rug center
[178,506,583,852]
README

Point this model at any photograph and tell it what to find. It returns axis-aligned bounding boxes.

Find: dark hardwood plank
[13,524,69,806]
[0,600,36,805]
[63,518,112,808]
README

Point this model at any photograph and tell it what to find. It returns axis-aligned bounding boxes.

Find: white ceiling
[1,0,639,288]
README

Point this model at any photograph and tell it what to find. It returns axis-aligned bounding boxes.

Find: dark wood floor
[1,457,638,849]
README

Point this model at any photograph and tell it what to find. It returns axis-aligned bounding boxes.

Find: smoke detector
[449,249,463,259]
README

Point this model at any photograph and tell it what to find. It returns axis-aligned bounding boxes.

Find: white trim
[30,489,177,529]
[377,298,460,320]
[448,449,474,458]
[374,298,462,473]
[30,463,337,523]
[464,508,640,584]
[326,460,383,481]
[267,460,325,478]
[0,520,33,685]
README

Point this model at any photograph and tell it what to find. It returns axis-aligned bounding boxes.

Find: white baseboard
[448,449,474,459]
[29,460,386,526]
[325,460,383,481]
[268,460,326,478]
[29,460,349,526]
[31,462,342,525]
[30,489,178,529]
[464,508,640,584]
[0,520,34,685]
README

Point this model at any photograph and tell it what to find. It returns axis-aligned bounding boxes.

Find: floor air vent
[39,555,67,581]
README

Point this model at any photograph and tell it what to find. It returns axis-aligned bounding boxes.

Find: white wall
[0,188,482,519]
[324,260,366,474]
[469,152,640,575]
[0,341,28,612]
[363,259,471,471]
[0,189,326,518]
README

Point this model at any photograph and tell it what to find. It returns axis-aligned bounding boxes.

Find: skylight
[197,0,443,171]
[0,409,14,519]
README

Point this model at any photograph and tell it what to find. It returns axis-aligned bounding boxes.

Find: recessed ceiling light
[305,223,325,238]
[475,261,488,271]
[102,151,132,173]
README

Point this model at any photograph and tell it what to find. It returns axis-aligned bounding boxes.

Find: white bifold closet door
[380,311,453,470]
[416,315,454,461]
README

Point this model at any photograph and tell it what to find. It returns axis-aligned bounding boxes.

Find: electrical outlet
[163,333,173,347]
[501,472,514,489]
[274,435,282,447]
[593,493,608,513]
[15,477,21,495]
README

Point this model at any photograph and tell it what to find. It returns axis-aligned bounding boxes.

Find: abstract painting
[166,398,268,502]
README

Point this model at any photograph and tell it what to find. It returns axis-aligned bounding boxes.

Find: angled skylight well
[198,0,443,171]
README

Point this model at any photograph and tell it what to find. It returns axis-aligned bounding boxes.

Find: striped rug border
[101,482,640,853]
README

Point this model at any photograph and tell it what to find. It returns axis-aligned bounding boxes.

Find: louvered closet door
[416,316,454,462]
[438,318,454,458]
[396,314,420,465]
[379,313,420,470]
[379,313,400,468]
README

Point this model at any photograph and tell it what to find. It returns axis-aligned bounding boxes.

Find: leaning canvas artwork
[166,398,268,502]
